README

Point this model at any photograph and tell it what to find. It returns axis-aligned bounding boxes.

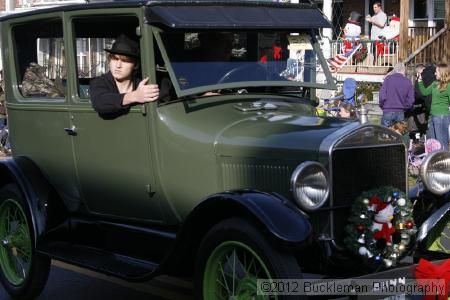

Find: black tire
[195,217,304,300]
[0,183,50,300]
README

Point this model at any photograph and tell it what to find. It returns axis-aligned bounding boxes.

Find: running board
[37,242,158,282]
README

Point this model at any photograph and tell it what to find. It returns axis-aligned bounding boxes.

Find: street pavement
[0,261,194,300]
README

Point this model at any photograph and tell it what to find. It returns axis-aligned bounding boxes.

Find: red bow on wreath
[415,258,450,300]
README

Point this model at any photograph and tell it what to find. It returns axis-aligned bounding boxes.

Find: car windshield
[156,31,333,96]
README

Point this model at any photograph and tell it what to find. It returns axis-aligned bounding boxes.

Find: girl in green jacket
[418,63,450,150]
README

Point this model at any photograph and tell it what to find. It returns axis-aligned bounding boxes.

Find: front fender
[159,190,311,276]
[0,157,58,246]
[417,201,450,243]
[188,191,312,244]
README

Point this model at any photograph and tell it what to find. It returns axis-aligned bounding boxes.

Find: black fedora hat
[105,34,139,58]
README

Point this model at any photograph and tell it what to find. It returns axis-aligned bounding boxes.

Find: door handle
[64,125,77,136]
[141,104,147,116]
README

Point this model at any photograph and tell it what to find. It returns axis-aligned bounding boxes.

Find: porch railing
[330,39,399,74]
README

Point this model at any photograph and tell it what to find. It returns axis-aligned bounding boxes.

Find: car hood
[214,111,356,160]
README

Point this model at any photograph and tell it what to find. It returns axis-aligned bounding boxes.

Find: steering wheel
[217,63,271,84]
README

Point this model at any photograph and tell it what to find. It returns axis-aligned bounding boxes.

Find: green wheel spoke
[216,277,228,291]
[219,261,232,295]
[9,220,19,236]
[5,209,11,234]
[254,256,261,277]
[11,208,18,227]
[248,255,257,276]
[232,249,236,296]
[243,250,248,276]
[0,199,32,286]
[15,247,31,262]
[5,211,9,234]
[12,207,17,221]
[203,241,275,300]
[12,255,27,280]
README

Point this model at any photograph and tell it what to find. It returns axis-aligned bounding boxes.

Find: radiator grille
[332,145,406,240]
[221,163,291,197]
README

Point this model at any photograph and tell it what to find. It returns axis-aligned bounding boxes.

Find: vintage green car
[0,0,450,299]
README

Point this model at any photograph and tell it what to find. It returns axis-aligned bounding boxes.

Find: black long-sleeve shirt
[414,66,436,113]
[89,71,140,117]
[90,71,177,119]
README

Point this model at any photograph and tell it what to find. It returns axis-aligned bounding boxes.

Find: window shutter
[434,0,444,19]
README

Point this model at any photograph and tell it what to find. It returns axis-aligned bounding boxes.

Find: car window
[75,37,114,99]
[13,18,66,99]
[72,16,139,101]
[156,30,331,97]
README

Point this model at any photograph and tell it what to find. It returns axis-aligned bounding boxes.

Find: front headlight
[291,162,330,211]
[420,151,450,195]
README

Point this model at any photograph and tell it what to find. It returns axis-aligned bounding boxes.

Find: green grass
[408,175,418,188]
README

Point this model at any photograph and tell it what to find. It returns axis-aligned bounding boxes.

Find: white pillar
[365,0,370,36]
[427,0,435,30]
[5,0,16,11]
[322,0,333,59]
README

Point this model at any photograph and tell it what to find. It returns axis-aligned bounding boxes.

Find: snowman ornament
[343,22,361,40]
[342,11,362,53]
[370,199,396,245]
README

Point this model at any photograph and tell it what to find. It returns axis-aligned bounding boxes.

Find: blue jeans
[427,115,450,150]
[381,111,404,127]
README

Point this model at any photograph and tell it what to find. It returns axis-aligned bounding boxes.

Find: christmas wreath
[342,40,367,64]
[352,41,367,64]
[344,187,417,268]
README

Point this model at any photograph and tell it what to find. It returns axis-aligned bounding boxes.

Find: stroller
[321,78,364,117]
[408,137,442,177]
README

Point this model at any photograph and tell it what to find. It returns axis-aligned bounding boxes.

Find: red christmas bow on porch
[414,258,450,300]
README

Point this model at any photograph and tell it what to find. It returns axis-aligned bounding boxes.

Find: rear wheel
[0,184,50,300]
[195,218,304,300]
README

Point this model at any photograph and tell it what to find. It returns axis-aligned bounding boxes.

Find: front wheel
[195,218,303,300]
[0,184,50,300]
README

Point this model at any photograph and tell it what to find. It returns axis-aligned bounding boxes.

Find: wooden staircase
[403,0,450,66]
[405,26,450,66]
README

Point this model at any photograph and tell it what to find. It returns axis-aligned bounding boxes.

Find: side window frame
[64,8,148,107]
[8,12,67,103]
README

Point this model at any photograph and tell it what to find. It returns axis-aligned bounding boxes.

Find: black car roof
[0,0,144,21]
[147,1,330,29]
[0,0,330,29]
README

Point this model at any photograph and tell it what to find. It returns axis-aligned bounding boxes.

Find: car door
[5,14,82,208]
[65,11,163,222]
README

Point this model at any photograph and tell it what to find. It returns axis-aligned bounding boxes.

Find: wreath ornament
[342,40,367,64]
[345,187,417,268]
[352,40,367,64]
